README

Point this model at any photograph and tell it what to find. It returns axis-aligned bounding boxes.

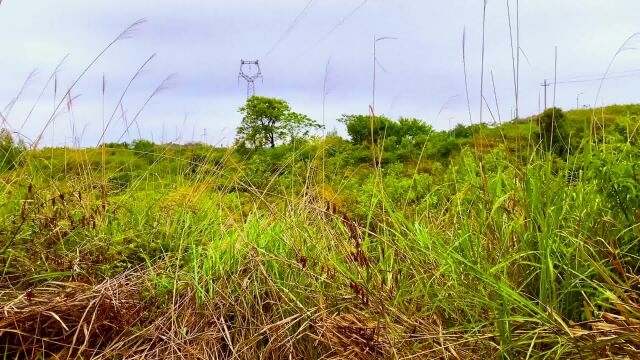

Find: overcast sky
[1,1,640,147]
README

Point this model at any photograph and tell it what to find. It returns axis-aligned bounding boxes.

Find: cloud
[1,0,640,146]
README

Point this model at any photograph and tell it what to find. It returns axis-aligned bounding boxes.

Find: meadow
[1,103,639,359]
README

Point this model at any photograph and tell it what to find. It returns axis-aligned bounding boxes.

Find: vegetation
[237,96,322,148]
[0,128,25,172]
[1,102,640,359]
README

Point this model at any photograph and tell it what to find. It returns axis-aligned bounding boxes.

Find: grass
[1,14,639,358]
[1,117,639,359]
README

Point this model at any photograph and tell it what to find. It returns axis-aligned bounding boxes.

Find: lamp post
[372,36,397,115]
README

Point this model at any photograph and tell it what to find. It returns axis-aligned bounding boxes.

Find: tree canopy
[237,96,321,148]
[338,114,433,145]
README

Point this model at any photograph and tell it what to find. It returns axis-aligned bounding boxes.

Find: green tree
[339,115,433,146]
[540,107,569,155]
[452,123,473,138]
[131,139,155,154]
[283,111,322,143]
[237,96,321,148]
[397,117,433,139]
[338,114,397,144]
[451,123,489,139]
[131,139,156,162]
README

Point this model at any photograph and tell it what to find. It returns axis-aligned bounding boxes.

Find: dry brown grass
[0,270,480,359]
[0,271,147,358]
[1,267,639,359]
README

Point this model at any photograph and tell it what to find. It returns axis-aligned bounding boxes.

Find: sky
[1,0,640,147]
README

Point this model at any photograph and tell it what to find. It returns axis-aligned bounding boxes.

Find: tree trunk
[268,119,276,148]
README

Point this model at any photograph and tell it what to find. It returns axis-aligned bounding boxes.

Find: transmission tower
[238,60,263,98]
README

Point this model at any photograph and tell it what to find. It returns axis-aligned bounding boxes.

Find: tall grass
[1,11,639,360]
[1,124,639,358]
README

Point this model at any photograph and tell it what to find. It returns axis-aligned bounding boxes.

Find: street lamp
[372,36,397,115]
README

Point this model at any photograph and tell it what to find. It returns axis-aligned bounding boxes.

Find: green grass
[0,107,639,359]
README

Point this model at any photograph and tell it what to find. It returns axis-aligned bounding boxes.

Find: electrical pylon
[238,60,262,98]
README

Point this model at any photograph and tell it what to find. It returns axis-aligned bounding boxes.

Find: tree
[452,123,473,138]
[451,123,488,139]
[339,115,433,145]
[237,96,321,148]
[131,139,156,161]
[397,117,433,139]
[539,107,569,155]
[282,112,322,143]
[338,114,397,144]
[131,139,155,154]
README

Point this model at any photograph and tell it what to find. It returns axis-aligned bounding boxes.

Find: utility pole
[540,79,550,110]
[538,91,541,115]
[238,60,263,99]
[576,92,584,110]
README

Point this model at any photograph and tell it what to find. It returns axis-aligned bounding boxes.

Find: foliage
[1,105,640,358]
[131,139,155,153]
[540,107,569,155]
[237,96,321,148]
[338,114,394,144]
[339,114,434,148]
[0,128,25,171]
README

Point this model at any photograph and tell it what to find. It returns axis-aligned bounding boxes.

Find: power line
[313,0,370,47]
[263,0,317,58]
[550,68,640,84]
[551,71,640,85]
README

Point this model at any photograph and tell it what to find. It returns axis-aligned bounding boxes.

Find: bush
[0,129,25,171]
